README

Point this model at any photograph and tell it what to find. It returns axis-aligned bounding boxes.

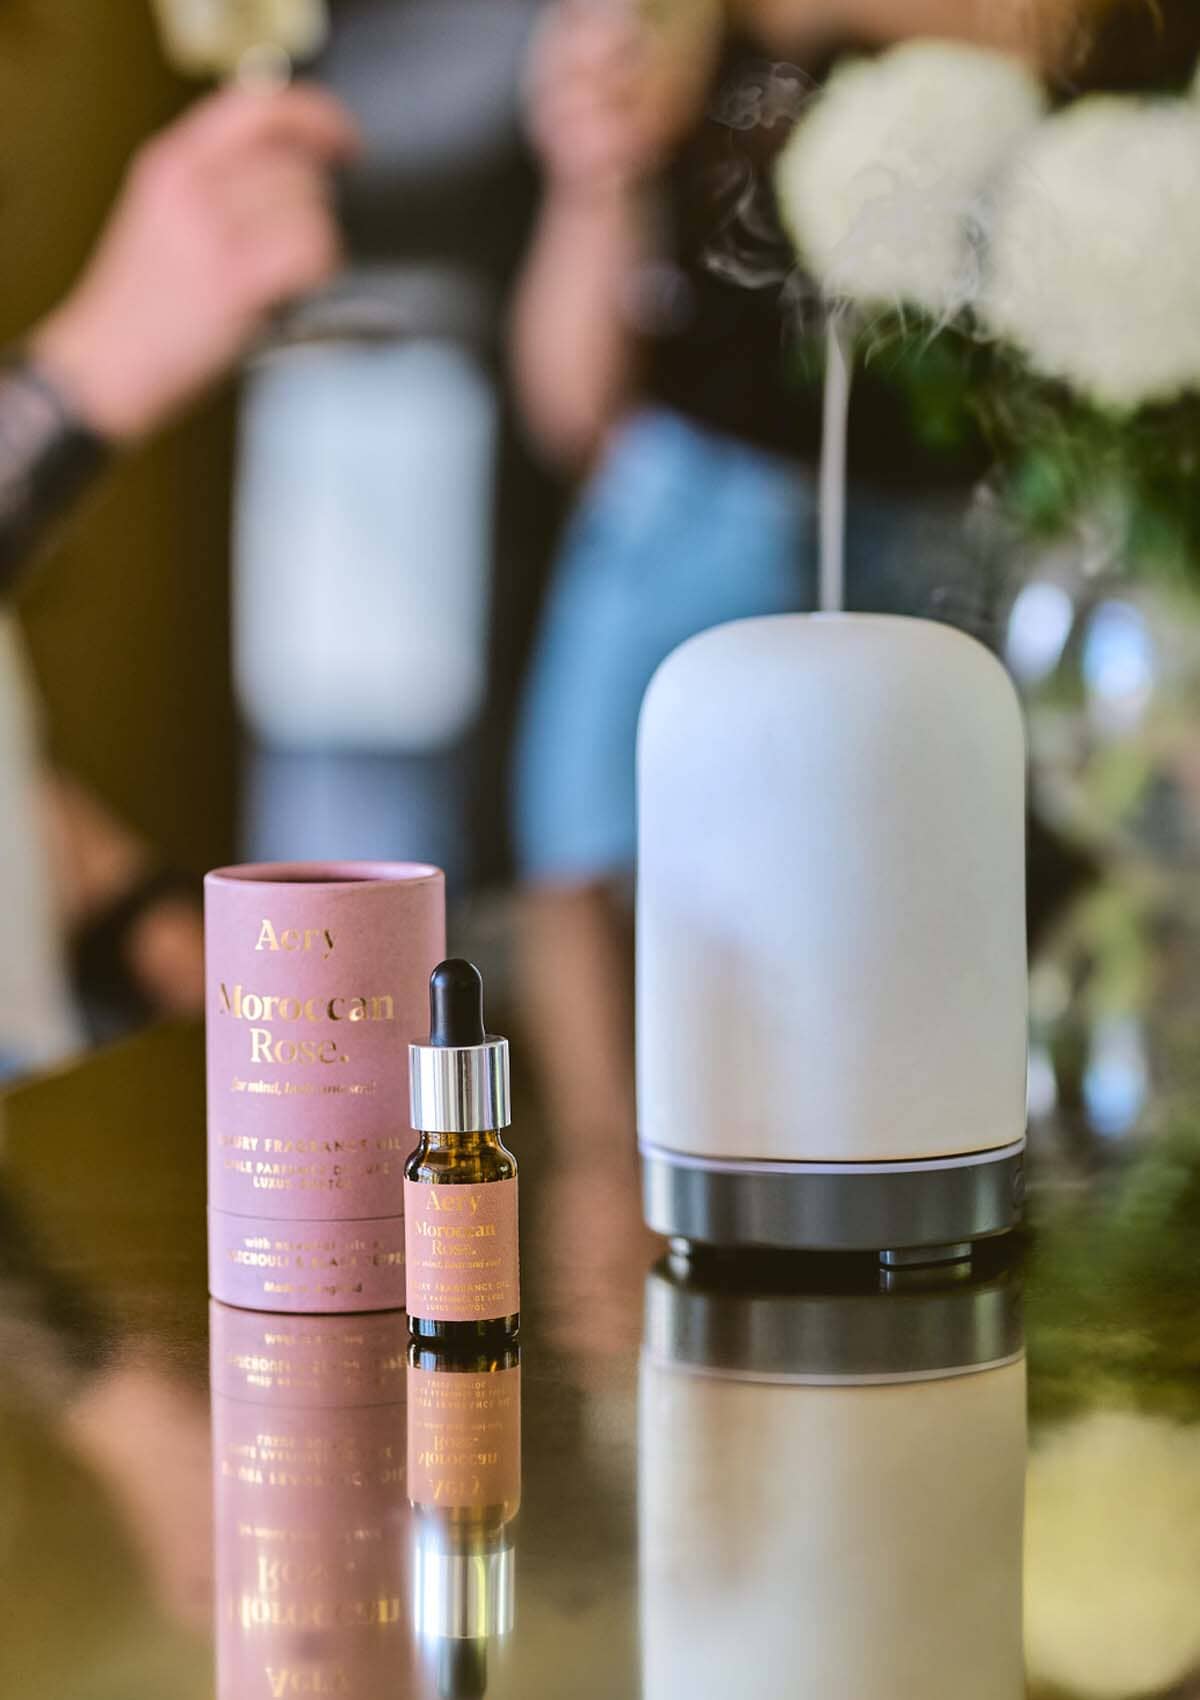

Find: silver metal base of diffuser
[641,1140,1026,1258]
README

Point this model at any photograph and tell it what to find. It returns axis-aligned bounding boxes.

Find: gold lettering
[246,1033,347,1066]
[220,985,394,1025]
[426,1190,480,1214]
[266,1663,352,1695]
[254,920,334,959]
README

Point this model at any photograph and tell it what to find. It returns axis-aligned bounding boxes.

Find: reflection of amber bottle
[407,1343,522,1700]
[405,962,519,1348]
[210,1304,412,1700]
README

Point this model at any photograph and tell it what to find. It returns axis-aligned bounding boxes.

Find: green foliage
[862,322,982,455]
[828,313,1200,582]
[990,381,1200,578]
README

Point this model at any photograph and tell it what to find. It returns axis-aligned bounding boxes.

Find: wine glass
[150,0,329,84]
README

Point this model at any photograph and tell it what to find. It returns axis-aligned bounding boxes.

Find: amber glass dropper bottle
[405,960,519,1347]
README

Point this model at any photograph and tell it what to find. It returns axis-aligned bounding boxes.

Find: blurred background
[4,0,240,870]
[4,0,1200,1172]
[5,8,1200,1700]
[2,0,555,876]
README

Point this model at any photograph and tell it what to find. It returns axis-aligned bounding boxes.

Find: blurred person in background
[508,0,1122,1146]
[0,81,357,1076]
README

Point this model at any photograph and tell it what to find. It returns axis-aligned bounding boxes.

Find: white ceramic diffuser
[637,614,1027,1259]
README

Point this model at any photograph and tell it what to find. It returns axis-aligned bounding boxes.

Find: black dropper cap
[437,1637,487,1699]
[410,959,509,1131]
[429,959,487,1048]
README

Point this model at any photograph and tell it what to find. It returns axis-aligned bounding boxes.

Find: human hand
[30,83,360,442]
[525,0,711,197]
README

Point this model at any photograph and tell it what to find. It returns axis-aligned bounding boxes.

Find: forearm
[0,356,110,598]
[511,184,651,470]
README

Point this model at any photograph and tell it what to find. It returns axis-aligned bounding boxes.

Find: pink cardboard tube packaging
[206,861,445,1313]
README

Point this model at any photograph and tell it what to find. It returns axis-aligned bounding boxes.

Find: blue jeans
[514,409,984,881]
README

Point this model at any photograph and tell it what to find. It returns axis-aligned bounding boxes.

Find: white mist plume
[774,39,1045,318]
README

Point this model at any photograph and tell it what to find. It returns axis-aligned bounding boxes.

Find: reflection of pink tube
[211,1304,414,1699]
[205,862,444,1313]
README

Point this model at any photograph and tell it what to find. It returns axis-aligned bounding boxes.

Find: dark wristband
[0,353,110,594]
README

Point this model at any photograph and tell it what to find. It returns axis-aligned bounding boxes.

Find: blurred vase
[1010,554,1200,1154]
[235,330,496,756]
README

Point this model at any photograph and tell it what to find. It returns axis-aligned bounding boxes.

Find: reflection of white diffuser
[637,614,1027,1258]
[639,1265,1027,1700]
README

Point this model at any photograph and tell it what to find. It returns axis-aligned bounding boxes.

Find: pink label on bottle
[403,1178,519,1323]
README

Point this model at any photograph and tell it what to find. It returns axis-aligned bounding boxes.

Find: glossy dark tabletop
[2,1020,1199,1700]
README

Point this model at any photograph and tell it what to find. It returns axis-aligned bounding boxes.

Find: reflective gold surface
[1,1021,1199,1698]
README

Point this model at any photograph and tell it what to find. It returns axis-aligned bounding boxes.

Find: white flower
[775,40,1045,316]
[984,96,1200,411]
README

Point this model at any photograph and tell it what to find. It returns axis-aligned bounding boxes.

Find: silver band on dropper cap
[410,1039,511,1132]
[413,1533,516,1640]
[409,959,511,1133]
